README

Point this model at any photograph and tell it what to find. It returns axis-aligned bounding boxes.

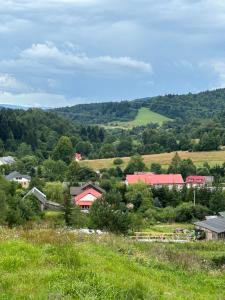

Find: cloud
[0,73,29,93]
[0,91,105,108]
[3,42,152,75]
[202,60,225,89]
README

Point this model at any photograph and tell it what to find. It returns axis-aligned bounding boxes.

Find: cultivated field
[105,107,172,129]
[0,227,224,299]
[81,150,225,170]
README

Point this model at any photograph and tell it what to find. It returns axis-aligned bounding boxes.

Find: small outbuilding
[194,217,225,240]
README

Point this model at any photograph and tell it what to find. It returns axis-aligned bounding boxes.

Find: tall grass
[0,228,224,299]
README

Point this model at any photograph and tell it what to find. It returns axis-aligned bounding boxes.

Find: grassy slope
[106,107,172,129]
[0,228,224,299]
[81,150,225,170]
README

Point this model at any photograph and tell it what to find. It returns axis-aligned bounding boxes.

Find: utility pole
[193,189,196,206]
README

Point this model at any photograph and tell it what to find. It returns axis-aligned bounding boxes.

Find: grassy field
[0,228,224,299]
[81,150,225,170]
[105,108,172,129]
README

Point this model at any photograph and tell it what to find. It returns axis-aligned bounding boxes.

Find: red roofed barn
[126,173,184,190]
[70,182,104,211]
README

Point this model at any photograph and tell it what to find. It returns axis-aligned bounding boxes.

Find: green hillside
[108,107,172,128]
[53,88,225,125]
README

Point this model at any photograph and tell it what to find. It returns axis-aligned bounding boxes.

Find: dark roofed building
[194,217,225,240]
[5,171,31,188]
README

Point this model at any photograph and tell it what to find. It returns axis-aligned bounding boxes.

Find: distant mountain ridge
[52,88,225,125]
[0,104,28,110]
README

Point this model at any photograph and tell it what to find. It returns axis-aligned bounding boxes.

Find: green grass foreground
[0,228,224,299]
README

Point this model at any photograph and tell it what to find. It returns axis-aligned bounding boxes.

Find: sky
[0,0,225,107]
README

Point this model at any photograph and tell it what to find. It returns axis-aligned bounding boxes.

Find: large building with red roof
[126,173,184,190]
[70,182,104,211]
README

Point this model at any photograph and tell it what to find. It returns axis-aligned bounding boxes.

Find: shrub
[113,158,124,165]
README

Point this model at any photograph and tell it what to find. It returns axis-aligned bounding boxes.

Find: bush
[113,158,124,165]
[175,202,210,222]
[89,199,131,234]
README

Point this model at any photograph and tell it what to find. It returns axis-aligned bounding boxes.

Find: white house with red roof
[70,182,104,211]
[126,173,184,190]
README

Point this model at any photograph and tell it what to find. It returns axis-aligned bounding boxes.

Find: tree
[64,196,74,226]
[89,198,131,234]
[198,133,220,151]
[42,159,67,181]
[125,183,153,212]
[150,163,162,174]
[16,143,33,158]
[66,161,80,185]
[180,159,196,179]
[124,155,146,174]
[52,136,74,164]
[168,152,181,174]
[44,182,66,204]
[0,190,7,224]
[75,141,93,157]
[117,137,133,156]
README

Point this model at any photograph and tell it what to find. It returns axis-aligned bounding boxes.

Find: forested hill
[52,88,225,124]
[0,108,105,159]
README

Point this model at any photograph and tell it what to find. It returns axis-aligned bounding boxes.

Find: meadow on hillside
[106,107,172,129]
[81,150,225,170]
[0,228,224,300]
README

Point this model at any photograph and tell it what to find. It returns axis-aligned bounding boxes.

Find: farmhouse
[70,182,104,211]
[194,217,225,240]
[5,171,31,188]
[186,175,214,188]
[0,156,15,166]
[126,173,184,190]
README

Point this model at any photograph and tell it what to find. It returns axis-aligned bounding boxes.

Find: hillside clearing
[105,107,172,129]
[81,150,225,170]
[0,228,224,299]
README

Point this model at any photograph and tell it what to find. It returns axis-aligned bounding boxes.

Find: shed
[194,217,225,240]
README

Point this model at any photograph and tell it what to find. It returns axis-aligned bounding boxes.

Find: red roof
[126,174,184,185]
[75,153,82,161]
[75,188,102,206]
[186,176,205,184]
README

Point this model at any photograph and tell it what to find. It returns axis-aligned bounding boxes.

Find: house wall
[13,178,30,189]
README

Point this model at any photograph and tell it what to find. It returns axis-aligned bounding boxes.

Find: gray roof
[0,156,15,165]
[5,171,31,181]
[70,182,105,196]
[194,217,225,233]
[219,211,225,218]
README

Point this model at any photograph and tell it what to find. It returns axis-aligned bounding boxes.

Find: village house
[126,173,184,190]
[70,182,105,211]
[0,156,15,166]
[5,171,31,189]
[186,175,214,189]
[194,215,225,240]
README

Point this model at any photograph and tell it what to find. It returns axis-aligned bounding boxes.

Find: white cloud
[0,91,99,107]
[5,42,153,75]
[0,73,28,93]
[203,60,225,89]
